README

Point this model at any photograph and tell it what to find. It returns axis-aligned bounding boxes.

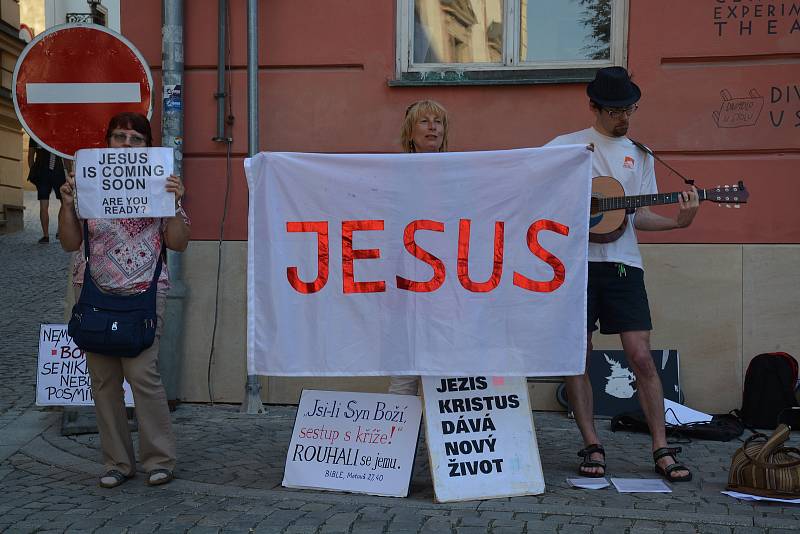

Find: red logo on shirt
[623,156,635,169]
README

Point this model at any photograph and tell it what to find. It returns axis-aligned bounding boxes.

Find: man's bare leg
[39,199,50,240]
[564,332,604,475]
[620,330,689,478]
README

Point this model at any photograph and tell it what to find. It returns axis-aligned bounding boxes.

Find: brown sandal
[577,444,606,478]
[653,446,692,482]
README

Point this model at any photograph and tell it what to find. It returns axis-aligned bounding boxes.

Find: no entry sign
[13,24,153,160]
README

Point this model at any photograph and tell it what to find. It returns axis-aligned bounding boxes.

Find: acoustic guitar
[589,176,748,243]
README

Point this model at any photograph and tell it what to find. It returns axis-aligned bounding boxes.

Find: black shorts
[587,262,652,334]
[36,178,63,201]
[30,157,66,201]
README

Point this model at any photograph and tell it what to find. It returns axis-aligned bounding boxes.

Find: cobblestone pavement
[0,193,69,425]
[2,192,800,533]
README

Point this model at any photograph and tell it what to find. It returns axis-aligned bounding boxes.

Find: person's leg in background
[388,376,419,395]
[36,179,50,243]
[52,180,63,239]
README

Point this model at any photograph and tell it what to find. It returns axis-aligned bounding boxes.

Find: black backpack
[739,352,799,429]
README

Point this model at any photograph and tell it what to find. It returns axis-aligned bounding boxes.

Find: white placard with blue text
[283,390,422,497]
[75,147,174,219]
[422,376,544,502]
[36,324,134,406]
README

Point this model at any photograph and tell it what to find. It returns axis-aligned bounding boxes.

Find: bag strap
[82,220,165,288]
[743,445,800,469]
[730,409,761,435]
[754,424,791,461]
[630,139,695,187]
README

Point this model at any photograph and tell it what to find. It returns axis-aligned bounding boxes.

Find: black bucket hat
[586,66,641,108]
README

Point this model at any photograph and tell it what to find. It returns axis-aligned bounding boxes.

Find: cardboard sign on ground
[36,324,133,406]
[422,376,544,502]
[283,390,422,497]
[75,147,174,219]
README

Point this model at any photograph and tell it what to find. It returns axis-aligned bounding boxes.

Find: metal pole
[247,0,259,156]
[159,0,186,408]
[241,0,265,414]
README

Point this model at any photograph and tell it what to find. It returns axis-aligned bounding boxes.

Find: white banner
[283,390,422,497]
[36,324,134,406]
[245,146,591,376]
[75,147,174,219]
[422,376,544,501]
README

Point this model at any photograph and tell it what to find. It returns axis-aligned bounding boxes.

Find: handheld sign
[13,24,153,160]
[283,390,422,497]
[75,147,175,219]
[422,375,544,502]
[37,324,134,406]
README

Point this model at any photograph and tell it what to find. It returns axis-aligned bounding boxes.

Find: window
[394,0,628,85]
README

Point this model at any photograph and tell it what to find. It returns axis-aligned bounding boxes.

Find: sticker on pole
[75,147,175,219]
[13,23,153,160]
[37,324,134,406]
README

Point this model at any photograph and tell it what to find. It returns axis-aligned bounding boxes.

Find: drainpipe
[212,0,229,143]
[159,0,185,407]
[241,0,265,414]
[247,0,259,157]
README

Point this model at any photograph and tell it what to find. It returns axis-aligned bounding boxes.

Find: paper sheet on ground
[567,478,610,489]
[664,399,712,425]
[611,478,672,493]
[722,491,800,504]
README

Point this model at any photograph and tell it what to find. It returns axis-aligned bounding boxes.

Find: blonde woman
[389,99,449,395]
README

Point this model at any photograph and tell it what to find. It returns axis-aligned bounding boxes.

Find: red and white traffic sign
[13,24,153,160]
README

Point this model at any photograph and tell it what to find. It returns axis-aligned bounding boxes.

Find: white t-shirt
[546,127,657,269]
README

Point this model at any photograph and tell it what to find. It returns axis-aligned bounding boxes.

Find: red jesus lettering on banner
[513,219,569,293]
[342,220,386,294]
[286,221,329,294]
[284,218,568,294]
[396,220,445,293]
[456,220,504,293]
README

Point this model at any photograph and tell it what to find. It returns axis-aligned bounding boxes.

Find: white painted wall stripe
[26,83,141,104]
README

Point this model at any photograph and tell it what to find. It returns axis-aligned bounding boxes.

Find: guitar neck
[596,190,707,212]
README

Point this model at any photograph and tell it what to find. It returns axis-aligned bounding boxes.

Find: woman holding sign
[388,100,449,395]
[58,112,189,488]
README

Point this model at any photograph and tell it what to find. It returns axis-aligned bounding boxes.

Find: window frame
[394,0,629,86]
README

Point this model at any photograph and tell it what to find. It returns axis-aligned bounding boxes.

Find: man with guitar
[546,66,700,482]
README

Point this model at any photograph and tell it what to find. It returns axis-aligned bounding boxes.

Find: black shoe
[38,236,49,244]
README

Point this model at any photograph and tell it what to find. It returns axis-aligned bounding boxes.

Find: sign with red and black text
[283,390,422,497]
[245,146,591,376]
[36,324,134,406]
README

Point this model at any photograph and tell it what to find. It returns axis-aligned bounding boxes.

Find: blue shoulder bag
[68,221,165,357]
